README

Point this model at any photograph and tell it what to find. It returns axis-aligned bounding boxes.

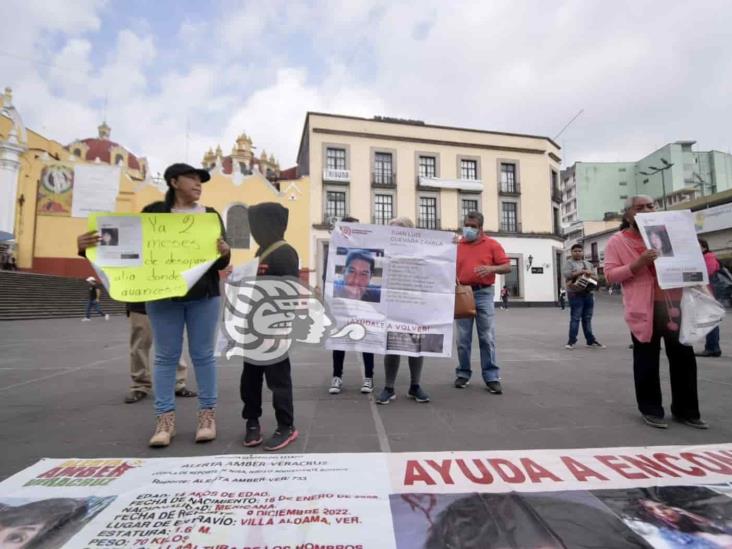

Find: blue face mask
[463,227,479,241]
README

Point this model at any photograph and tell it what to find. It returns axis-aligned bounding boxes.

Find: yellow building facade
[0,88,310,279]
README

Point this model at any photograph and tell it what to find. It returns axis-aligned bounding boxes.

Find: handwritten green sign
[87,213,221,302]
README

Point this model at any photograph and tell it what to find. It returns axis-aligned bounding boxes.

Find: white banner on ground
[636,210,709,289]
[2,444,732,548]
[71,165,121,218]
[324,223,456,357]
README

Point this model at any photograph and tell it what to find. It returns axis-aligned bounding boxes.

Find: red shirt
[457,235,510,286]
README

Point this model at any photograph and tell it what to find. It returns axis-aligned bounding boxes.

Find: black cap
[163,163,211,184]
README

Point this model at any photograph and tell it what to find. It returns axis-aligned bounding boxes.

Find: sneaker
[485,381,503,395]
[243,420,263,447]
[454,377,469,389]
[695,350,721,358]
[104,314,110,320]
[407,385,430,403]
[642,415,668,429]
[81,318,91,322]
[565,343,575,350]
[376,387,396,405]
[587,341,606,349]
[328,376,343,394]
[264,426,299,451]
[149,412,176,447]
[195,409,216,443]
[674,417,709,430]
[361,378,374,394]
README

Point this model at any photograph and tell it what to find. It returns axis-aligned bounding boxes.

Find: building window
[501,202,518,232]
[373,194,394,224]
[326,148,346,170]
[619,194,628,199]
[505,258,520,297]
[226,205,250,249]
[239,162,252,175]
[551,170,558,190]
[591,242,599,263]
[500,163,517,193]
[419,156,437,178]
[619,167,627,172]
[73,148,82,158]
[418,196,438,229]
[114,154,124,165]
[374,152,394,185]
[461,198,479,220]
[325,190,347,220]
[460,159,478,180]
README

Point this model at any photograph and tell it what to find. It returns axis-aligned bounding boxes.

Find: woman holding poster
[604,195,707,430]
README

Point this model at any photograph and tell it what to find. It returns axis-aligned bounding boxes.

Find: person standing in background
[697,238,722,358]
[563,244,605,350]
[500,285,510,310]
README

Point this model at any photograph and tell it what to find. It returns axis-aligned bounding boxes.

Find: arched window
[73,148,82,158]
[114,154,124,165]
[226,204,250,249]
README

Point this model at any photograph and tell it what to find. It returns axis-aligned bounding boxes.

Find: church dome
[67,122,148,179]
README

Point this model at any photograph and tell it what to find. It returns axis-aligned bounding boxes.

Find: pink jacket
[604,230,657,342]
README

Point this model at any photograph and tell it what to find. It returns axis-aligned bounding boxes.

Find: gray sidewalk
[1,295,731,481]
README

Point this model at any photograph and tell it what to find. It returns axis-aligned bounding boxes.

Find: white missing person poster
[636,210,709,289]
[93,215,143,267]
[71,164,121,218]
[324,223,456,357]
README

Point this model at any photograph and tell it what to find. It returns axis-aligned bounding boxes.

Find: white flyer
[92,215,143,267]
[71,164,121,218]
[636,210,709,289]
[324,223,456,357]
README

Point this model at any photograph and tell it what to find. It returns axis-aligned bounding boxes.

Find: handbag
[454,281,476,319]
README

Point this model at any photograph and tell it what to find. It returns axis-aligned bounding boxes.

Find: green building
[561,141,732,224]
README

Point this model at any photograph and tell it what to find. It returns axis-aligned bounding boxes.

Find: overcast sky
[3,0,731,174]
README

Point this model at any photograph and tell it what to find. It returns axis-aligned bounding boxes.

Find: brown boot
[149,412,176,447]
[195,409,216,443]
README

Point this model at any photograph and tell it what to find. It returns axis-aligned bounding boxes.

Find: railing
[322,213,351,225]
[416,217,440,230]
[323,168,350,182]
[551,187,562,203]
[371,214,392,225]
[372,172,395,186]
[499,182,521,195]
[500,222,522,233]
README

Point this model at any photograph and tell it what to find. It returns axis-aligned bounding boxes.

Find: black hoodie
[249,202,299,278]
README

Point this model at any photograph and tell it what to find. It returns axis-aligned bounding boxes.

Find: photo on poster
[389,491,651,549]
[332,247,384,303]
[645,225,674,257]
[99,227,119,246]
[0,496,115,549]
[594,485,732,548]
[93,215,143,267]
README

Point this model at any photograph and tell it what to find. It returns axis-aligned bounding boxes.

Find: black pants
[240,358,294,428]
[332,350,374,378]
[631,303,700,420]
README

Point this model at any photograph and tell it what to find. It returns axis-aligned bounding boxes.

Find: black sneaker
[376,387,396,405]
[407,385,430,403]
[642,415,668,429]
[587,341,607,349]
[264,426,299,451]
[454,377,469,389]
[485,381,503,394]
[674,417,710,430]
[243,421,263,447]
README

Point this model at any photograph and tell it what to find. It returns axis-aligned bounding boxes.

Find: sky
[2,0,732,175]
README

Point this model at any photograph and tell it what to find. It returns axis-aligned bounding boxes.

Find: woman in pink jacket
[604,195,707,430]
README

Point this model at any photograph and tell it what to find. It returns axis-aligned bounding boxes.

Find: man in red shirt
[455,211,511,393]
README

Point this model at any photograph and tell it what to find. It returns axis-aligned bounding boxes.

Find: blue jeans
[456,286,499,382]
[568,293,597,345]
[705,326,721,353]
[85,300,105,318]
[147,297,220,414]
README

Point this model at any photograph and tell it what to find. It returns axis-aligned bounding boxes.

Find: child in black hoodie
[241,202,299,450]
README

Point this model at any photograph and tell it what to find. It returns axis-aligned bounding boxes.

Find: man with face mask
[454,211,511,393]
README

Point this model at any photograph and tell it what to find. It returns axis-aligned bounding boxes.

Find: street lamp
[639,158,673,210]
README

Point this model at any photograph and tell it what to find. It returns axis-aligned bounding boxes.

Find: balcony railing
[551,187,562,203]
[500,222,522,233]
[371,214,393,225]
[416,217,441,230]
[323,168,350,182]
[372,172,395,186]
[499,183,521,196]
[321,212,351,226]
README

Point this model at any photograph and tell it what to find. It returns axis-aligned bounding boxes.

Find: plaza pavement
[1,294,730,481]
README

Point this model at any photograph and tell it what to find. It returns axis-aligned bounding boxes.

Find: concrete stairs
[0,271,125,321]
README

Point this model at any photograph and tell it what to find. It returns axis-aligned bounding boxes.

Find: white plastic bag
[679,286,726,345]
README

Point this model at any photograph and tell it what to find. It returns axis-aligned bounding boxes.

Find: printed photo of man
[333,249,382,303]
